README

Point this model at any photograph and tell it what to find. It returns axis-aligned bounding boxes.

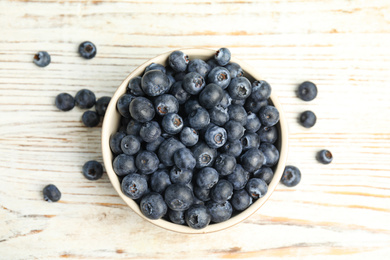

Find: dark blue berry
[244,96,268,113]
[253,167,274,184]
[231,98,246,106]
[184,99,202,115]
[183,72,206,95]
[231,189,252,211]
[141,70,170,96]
[185,204,211,229]
[110,132,126,154]
[240,132,260,151]
[140,121,161,143]
[228,77,252,100]
[245,112,261,133]
[126,119,142,136]
[174,72,186,81]
[300,110,317,128]
[116,94,134,118]
[55,93,75,111]
[169,210,186,225]
[146,136,165,152]
[225,62,243,78]
[206,201,232,223]
[178,127,197,147]
[317,149,333,164]
[207,66,231,89]
[219,91,232,109]
[195,167,219,189]
[150,170,171,193]
[82,111,100,127]
[33,51,51,67]
[204,125,227,149]
[191,141,217,168]
[162,113,183,135]
[259,105,279,127]
[120,135,141,155]
[135,151,159,174]
[215,48,231,66]
[210,180,233,203]
[127,76,144,96]
[164,184,194,211]
[281,166,301,187]
[188,59,211,77]
[228,104,247,125]
[121,173,148,199]
[78,41,97,59]
[240,148,264,173]
[140,192,167,220]
[95,96,111,117]
[206,58,219,70]
[168,51,189,72]
[75,89,96,109]
[251,80,271,101]
[169,166,193,184]
[174,148,196,170]
[194,186,211,202]
[154,94,179,116]
[298,81,317,101]
[226,164,250,190]
[260,143,279,167]
[257,126,278,144]
[199,83,223,109]
[158,137,186,167]
[145,63,166,74]
[246,178,268,199]
[129,97,155,123]
[170,81,191,104]
[221,139,243,158]
[209,105,229,126]
[113,154,137,176]
[43,184,61,202]
[225,120,245,142]
[214,153,236,176]
[188,108,210,130]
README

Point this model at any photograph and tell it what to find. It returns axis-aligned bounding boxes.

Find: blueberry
[219,90,232,109]
[188,59,211,77]
[298,81,318,101]
[251,80,271,101]
[226,164,250,190]
[55,93,75,111]
[210,180,233,203]
[184,99,202,115]
[169,166,193,184]
[207,66,231,89]
[146,136,165,152]
[174,72,186,82]
[141,70,170,96]
[209,105,229,126]
[120,135,141,155]
[154,94,179,116]
[228,77,252,100]
[164,184,194,211]
[140,121,161,143]
[33,51,51,67]
[240,132,260,151]
[257,126,278,144]
[215,48,231,66]
[183,72,206,95]
[110,132,126,154]
[126,119,142,136]
[95,96,111,117]
[113,154,137,176]
[233,189,253,212]
[82,111,100,127]
[78,41,97,59]
[75,89,96,109]
[179,127,199,147]
[206,58,219,70]
[281,166,301,187]
[129,97,155,123]
[194,186,211,202]
[121,173,148,200]
[259,105,279,127]
[253,167,274,184]
[240,148,264,173]
[158,137,186,167]
[170,81,191,104]
[162,113,183,135]
[43,184,61,202]
[260,143,279,167]
[127,76,144,96]
[168,51,189,72]
[245,178,268,199]
[225,62,243,78]
[191,142,217,168]
[244,96,268,113]
[169,209,186,225]
[185,204,211,229]
[116,94,134,118]
[174,148,196,170]
[231,98,246,106]
[214,153,236,176]
[145,63,166,74]
[220,139,243,158]
[140,192,168,220]
[199,83,224,109]
[206,201,232,223]
[228,104,248,125]
[150,170,171,193]
[245,112,261,133]
[300,110,317,128]
[188,108,210,130]
[135,151,159,174]
[195,167,219,189]
[224,120,245,142]
[317,149,333,164]
[204,125,227,149]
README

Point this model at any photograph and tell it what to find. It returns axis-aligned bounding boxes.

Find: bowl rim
[102,48,289,234]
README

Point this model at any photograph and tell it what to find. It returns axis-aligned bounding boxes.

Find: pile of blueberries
[109,48,282,229]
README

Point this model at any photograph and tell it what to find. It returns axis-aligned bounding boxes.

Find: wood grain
[1,0,390,259]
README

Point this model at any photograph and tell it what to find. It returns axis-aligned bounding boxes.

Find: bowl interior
[102,49,288,234]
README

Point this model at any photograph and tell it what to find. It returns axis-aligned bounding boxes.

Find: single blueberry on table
[245,112,262,133]
[207,66,231,89]
[226,164,250,190]
[82,160,103,180]
[154,94,179,116]
[209,105,229,126]
[113,154,137,176]
[169,209,186,225]
[183,72,206,95]
[158,137,186,167]
[195,167,219,189]
[220,139,243,158]
[215,47,231,66]
[240,132,260,151]
[251,80,272,101]
[174,148,196,170]
[82,111,100,127]
[168,50,189,72]
[240,148,265,173]
[121,173,148,200]
[214,153,236,176]
[145,63,166,74]
[146,136,165,152]
[191,141,217,169]
[253,167,274,185]
[170,81,191,105]
[210,179,234,203]
[55,93,75,111]
[116,94,134,118]
[188,108,210,130]
[259,105,279,127]
[257,126,278,144]
[281,165,301,187]
[206,200,233,223]
[161,113,184,135]
[298,81,318,101]
[300,110,317,128]
[164,184,194,211]
[204,125,227,149]
[180,127,199,147]
[75,89,96,109]
[228,104,248,126]
[228,77,252,100]
[140,192,168,220]
[231,189,252,211]
[141,69,170,97]
[259,143,279,167]
[33,51,51,67]
[120,135,141,155]
[185,204,211,229]
[126,119,142,136]
[140,121,161,143]
[317,149,333,164]
[129,97,155,123]
[245,178,268,199]
[198,83,224,109]
[127,76,144,96]
[194,186,211,202]
[78,41,97,59]
[169,166,193,185]
[95,96,111,117]
[43,184,61,202]
[188,59,211,78]
[150,170,171,193]
[135,150,159,174]
[225,62,243,79]
[110,132,126,155]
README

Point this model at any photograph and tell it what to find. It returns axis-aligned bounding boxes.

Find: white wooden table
[1,0,390,259]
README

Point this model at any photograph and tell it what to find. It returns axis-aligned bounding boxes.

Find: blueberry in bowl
[102,49,288,234]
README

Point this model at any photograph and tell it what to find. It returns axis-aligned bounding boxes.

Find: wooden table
[1,0,390,259]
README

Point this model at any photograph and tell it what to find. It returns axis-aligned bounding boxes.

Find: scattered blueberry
[82,111,100,127]
[75,89,96,109]
[300,110,317,128]
[95,96,111,117]
[121,173,148,199]
[82,161,103,181]
[281,166,301,187]
[43,184,61,202]
[33,51,51,67]
[317,149,333,164]
[298,81,318,101]
[55,93,75,111]
[78,41,97,59]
